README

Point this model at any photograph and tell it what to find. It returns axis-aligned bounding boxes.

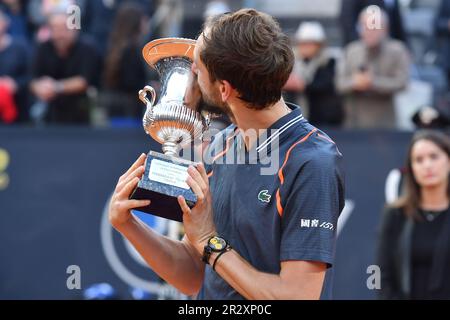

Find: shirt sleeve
[279,150,344,267]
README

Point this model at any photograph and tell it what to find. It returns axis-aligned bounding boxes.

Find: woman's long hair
[394,130,450,219]
[103,2,145,89]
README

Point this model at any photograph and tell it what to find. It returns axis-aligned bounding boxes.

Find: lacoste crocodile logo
[258,190,271,203]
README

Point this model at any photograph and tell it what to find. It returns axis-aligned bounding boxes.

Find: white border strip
[256,115,304,153]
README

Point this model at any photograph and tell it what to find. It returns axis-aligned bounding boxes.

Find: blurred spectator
[341,0,407,45]
[284,22,343,127]
[412,105,450,130]
[203,0,230,21]
[30,11,99,124]
[83,0,155,57]
[0,0,30,41]
[0,9,28,124]
[27,0,75,43]
[377,130,450,299]
[154,0,182,38]
[336,6,410,129]
[435,0,450,89]
[101,2,149,124]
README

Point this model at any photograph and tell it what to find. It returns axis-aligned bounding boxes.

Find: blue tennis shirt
[197,103,345,300]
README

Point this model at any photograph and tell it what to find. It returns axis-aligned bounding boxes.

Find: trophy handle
[139,86,156,107]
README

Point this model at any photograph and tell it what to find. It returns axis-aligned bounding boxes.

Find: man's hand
[178,163,216,255]
[32,77,58,102]
[352,71,373,92]
[109,153,150,230]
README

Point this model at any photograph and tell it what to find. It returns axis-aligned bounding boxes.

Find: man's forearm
[58,77,88,95]
[371,74,408,94]
[210,249,325,300]
[116,216,205,295]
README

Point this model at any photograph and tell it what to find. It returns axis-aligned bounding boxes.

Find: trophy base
[130,151,197,222]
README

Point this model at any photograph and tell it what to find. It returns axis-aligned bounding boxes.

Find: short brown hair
[200,9,294,109]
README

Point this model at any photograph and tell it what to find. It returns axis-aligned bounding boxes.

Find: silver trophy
[130,38,211,222]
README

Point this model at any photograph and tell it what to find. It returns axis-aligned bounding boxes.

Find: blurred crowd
[0,0,157,126]
[0,0,449,130]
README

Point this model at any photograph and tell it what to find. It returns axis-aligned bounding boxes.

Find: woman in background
[377,130,450,299]
[101,2,153,126]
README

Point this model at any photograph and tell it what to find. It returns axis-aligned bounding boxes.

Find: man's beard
[198,89,233,121]
[198,96,225,115]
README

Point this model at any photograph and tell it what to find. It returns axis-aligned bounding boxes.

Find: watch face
[209,236,227,251]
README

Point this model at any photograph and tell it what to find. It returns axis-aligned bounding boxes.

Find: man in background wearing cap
[284,22,343,127]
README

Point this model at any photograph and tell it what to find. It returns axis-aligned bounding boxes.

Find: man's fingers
[178,196,191,215]
[196,163,209,185]
[124,153,146,177]
[188,166,207,192]
[125,199,151,210]
[119,153,146,183]
[111,199,150,216]
[186,176,204,201]
[116,165,145,193]
[118,176,140,199]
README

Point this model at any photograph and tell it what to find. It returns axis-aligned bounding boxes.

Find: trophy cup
[130,38,211,222]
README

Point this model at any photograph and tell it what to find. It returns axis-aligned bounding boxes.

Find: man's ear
[219,80,234,102]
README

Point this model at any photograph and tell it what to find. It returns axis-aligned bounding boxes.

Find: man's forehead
[194,34,205,57]
[196,33,205,47]
[49,13,69,25]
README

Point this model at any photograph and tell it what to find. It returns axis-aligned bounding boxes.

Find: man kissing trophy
[130,38,213,222]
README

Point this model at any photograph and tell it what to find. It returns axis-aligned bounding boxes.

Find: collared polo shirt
[197,103,345,300]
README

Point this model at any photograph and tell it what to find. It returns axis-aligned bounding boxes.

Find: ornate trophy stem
[162,139,181,157]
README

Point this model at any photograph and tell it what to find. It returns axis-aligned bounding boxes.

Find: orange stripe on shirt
[276,189,283,217]
[276,128,317,217]
[278,129,317,185]
[205,129,238,180]
[211,129,239,163]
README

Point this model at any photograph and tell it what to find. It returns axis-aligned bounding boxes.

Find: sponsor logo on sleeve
[300,219,334,230]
